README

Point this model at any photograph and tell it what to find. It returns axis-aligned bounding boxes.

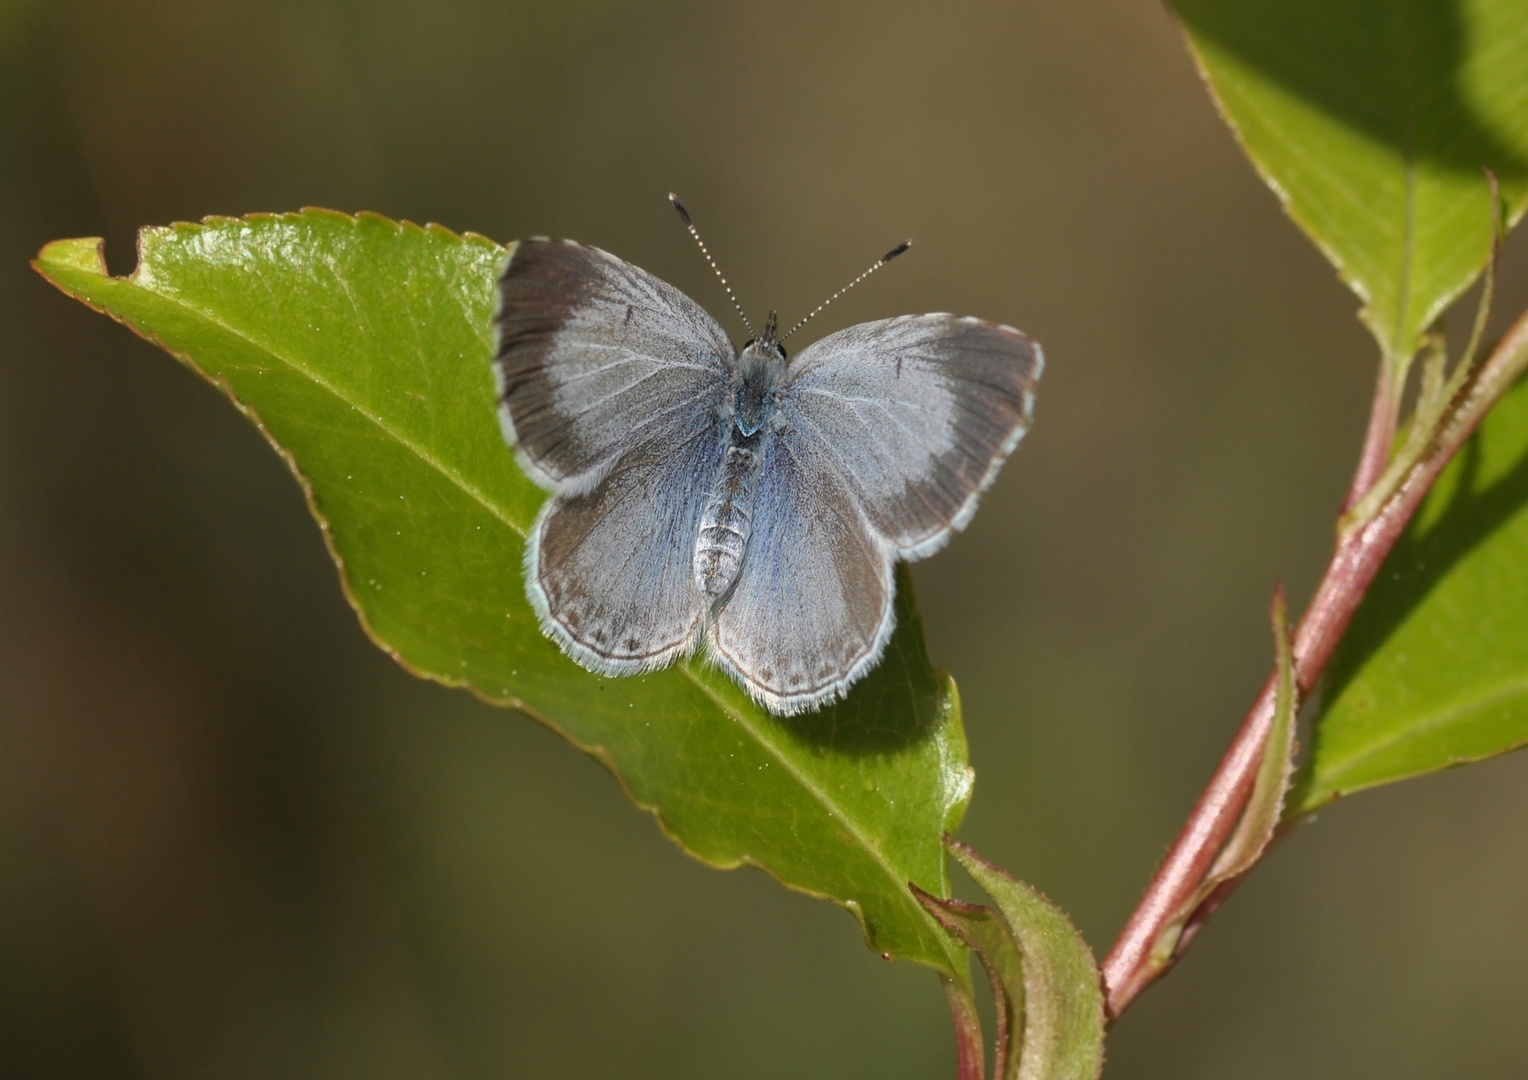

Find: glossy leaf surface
[32,212,973,975]
[1295,373,1528,811]
[1172,0,1528,368]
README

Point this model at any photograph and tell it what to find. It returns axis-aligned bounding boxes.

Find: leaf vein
[674,662,959,967]
[1324,674,1528,784]
[147,284,529,540]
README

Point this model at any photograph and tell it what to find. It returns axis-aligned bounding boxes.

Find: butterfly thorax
[732,338,784,436]
[694,340,785,603]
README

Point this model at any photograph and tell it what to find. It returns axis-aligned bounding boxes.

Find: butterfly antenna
[669,193,754,338]
[780,239,912,343]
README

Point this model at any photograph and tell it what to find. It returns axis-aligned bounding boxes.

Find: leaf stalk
[943,976,986,1080]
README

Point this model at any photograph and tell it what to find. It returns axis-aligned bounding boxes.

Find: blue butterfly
[493,197,1042,715]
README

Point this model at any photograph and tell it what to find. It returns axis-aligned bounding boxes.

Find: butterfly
[492,197,1043,716]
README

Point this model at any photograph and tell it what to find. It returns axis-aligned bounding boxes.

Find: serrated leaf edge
[32,211,968,973]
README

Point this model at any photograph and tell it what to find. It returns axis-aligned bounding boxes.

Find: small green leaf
[1152,588,1298,967]
[1295,371,1528,812]
[32,211,973,975]
[917,843,1105,1080]
[1171,0,1528,370]
[1205,586,1298,882]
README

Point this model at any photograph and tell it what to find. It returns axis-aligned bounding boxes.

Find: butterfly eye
[740,339,787,362]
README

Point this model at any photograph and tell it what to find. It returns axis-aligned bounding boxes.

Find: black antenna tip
[883,239,913,263]
[668,193,692,225]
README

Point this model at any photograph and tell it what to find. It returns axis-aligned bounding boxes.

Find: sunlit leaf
[1295,372,1528,811]
[1172,0,1528,370]
[32,212,974,975]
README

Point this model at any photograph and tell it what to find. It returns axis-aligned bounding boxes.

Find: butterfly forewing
[708,433,895,716]
[494,238,735,495]
[783,314,1042,559]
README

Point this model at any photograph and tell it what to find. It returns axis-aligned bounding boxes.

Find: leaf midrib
[92,259,956,969]
[677,662,960,967]
[116,266,532,542]
[1387,0,1420,365]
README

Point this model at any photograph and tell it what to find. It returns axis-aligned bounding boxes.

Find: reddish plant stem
[1101,305,1528,1022]
[1344,360,1400,513]
[1170,814,1300,961]
[943,977,985,1080]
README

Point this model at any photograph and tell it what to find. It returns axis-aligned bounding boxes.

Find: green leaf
[1294,371,1528,812]
[916,843,1105,1080]
[32,211,973,976]
[1203,587,1298,879]
[1171,0,1528,369]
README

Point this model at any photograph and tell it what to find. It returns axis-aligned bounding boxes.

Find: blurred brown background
[3,1,1527,1077]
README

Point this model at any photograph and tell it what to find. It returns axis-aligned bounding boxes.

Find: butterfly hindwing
[783,314,1043,558]
[708,431,895,716]
[494,238,735,496]
[530,422,728,674]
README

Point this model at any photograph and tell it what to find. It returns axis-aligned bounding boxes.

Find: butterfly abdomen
[695,433,766,601]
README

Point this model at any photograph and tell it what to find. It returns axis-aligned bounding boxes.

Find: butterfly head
[744,308,784,354]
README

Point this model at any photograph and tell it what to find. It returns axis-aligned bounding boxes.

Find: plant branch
[1100,302,1528,1022]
